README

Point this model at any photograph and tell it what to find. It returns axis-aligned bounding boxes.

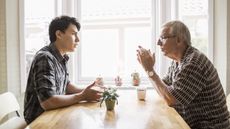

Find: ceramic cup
[136,87,146,100]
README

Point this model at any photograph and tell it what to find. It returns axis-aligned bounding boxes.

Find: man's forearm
[66,83,83,94]
[40,93,84,110]
[149,72,176,106]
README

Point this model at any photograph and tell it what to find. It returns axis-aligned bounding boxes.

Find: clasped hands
[136,46,155,72]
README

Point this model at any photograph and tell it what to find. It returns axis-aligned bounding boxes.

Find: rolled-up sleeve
[33,53,57,102]
[167,64,205,107]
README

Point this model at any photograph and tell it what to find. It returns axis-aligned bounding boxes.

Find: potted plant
[100,88,119,111]
[131,71,140,86]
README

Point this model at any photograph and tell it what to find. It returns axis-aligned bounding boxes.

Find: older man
[24,16,102,124]
[137,20,230,129]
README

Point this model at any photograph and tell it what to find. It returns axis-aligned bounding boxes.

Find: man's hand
[136,46,155,72]
[40,82,102,110]
[81,82,102,102]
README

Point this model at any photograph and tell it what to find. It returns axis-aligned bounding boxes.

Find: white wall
[0,0,21,97]
[0,0,7,93]
[6,0,21,96]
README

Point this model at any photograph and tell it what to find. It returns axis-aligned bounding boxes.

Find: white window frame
[208,0,214,62]
[19,0,26,93]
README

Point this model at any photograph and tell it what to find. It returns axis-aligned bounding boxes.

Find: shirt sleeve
[167,64,205,107]
[33,53,57,102]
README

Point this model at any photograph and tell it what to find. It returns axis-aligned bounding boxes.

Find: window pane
[178,0,209,55]
[124,27,151,78]
[81,29,119,77]
[24,0,56,76]
[82,0,151,20]
[79,0,152,83]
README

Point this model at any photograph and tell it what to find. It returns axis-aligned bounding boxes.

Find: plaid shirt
[24,43,70,124]
[163,46,230,129]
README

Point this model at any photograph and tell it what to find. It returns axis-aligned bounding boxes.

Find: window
[20,0,61,91]
[77,0,153,85]
[24,0,56,77]
[20,0,213,90]
[178,0,211,57]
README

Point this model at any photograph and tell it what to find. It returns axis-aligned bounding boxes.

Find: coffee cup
[136,87,146,100]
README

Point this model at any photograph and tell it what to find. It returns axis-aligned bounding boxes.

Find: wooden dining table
[29,88,190,129]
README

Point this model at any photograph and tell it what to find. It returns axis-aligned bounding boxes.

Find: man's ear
[176,36,181,43]
[55,30,63,40]
[177,36,185,46]
[176,37,186,47]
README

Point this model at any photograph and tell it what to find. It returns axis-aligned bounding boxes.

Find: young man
[24,16,102,124]
[137,21,230,129]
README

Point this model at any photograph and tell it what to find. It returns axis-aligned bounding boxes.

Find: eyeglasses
[158,35,176,44]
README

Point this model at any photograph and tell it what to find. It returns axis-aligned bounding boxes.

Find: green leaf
[100,87,119,107]
[100,97,105,107]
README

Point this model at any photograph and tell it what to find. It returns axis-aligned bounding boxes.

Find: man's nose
[157,39,162,46]
[75,35,80,42]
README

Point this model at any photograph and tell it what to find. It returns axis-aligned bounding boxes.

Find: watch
[147,71,155,77]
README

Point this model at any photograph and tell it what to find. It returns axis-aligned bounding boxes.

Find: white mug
[136,87,146,100]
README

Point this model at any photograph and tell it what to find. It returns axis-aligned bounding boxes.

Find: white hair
[162,20,191,46]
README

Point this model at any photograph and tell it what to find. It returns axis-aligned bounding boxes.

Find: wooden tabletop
[29,89,190,129]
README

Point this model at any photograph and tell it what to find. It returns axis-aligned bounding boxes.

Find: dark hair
[49,15,81,43]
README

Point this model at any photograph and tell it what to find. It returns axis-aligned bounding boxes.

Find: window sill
[77,84,153,90]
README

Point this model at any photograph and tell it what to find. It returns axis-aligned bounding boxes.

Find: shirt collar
[180,45,193,63]
[49,43,69,63]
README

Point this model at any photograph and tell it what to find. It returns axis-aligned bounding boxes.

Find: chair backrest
[0,92,20,122]
[0,117,27,129]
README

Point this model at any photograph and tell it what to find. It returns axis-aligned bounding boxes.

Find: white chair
[0,92,27,129]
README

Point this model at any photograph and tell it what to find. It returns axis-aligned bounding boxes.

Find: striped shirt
[24,43,70,124]
[163,46,230,129]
